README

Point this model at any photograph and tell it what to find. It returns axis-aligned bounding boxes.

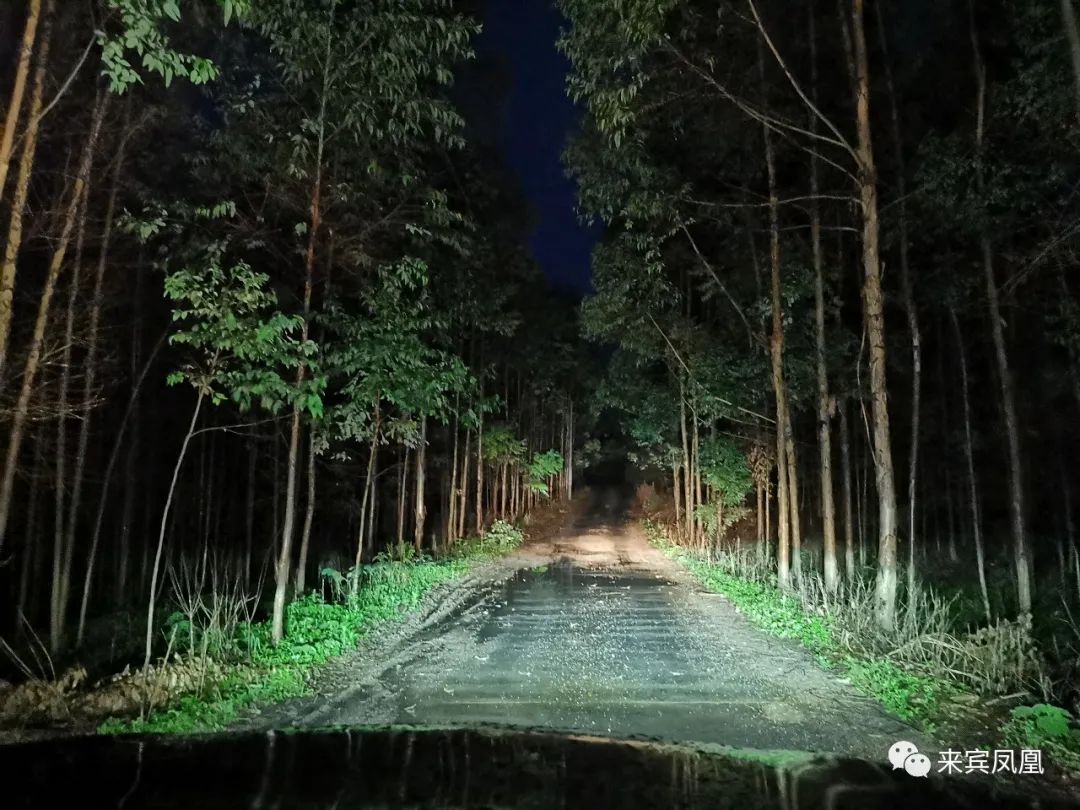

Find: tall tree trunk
[413,417,427,551]
[510,463,519,519]
[0,0,51,380]
[679,375,694,543]
[143,391,205,685]
[295,428,317,595]
[271,433,281,558]
[759,45,791,587]
[839,401,856,580]
[475,382,484,535]
[859,445,869,567]
[0,0,42,203]
[459,428,470,539]
[852,0,899,630]
[782,392,802,581]
[296,239,334,588]
[51,183,88,652]
[0,87,106,556]
[1061,0,1080,122]
[64,106,128,643]
[366,456,378,554]
[875,0,922,604]
[397,446,409,550]
[674,462,683,533]
[273,7,333,644]
[499,459,508,520]
[693,415,704,547]
[448,411,459,544]
[17,426,45,628]
[755,479,763,546]
[983,239,1031,613]
[356,412,381,566]
[950,305,992,624]
[77,330,165,645]
[765,469,773,554]
[969,1,1031,615]
[273,406,302,643]
[810,2,837,590]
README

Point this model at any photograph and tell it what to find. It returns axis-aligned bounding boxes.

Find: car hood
[4,724,1077,809]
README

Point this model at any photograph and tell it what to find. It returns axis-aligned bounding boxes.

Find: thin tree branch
[747,0,857,159]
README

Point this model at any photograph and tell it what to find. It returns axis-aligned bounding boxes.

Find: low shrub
[1003,703,1080,772]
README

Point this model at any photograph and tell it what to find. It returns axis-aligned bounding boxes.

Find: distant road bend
[258,487,928,760]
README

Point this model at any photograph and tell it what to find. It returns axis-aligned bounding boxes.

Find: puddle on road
[386,561,748,746]
[373,562,948,760]
[472,563,674,641]
[513,559,671,588]
[411,561,673,647]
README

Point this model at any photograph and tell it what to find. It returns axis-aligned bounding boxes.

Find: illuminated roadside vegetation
[644,519,1080,770]
[99,523,524,735]
[644,520,955,731]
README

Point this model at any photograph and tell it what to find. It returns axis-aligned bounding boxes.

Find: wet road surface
[283,489,932,760]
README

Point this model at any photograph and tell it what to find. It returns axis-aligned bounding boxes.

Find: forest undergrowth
[642,519,1080,775]
[100,521,525,734]
[1,522,525,736]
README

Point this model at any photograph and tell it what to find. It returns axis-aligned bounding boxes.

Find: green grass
[99,667,306,735]
[842,657,954,728]
[643,521,954,732]
[1002,703,1080,772]
[100,525,524,735]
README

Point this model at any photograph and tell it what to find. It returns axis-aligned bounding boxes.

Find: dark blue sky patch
[475,0,601,295]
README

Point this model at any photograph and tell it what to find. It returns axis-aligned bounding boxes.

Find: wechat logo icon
[888,741,931,777]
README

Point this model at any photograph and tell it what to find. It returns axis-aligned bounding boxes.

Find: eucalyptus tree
[904,0,1080,616]
[424,153,560,535]
[481,426,525,521]
[595,351,685,532]
[206,0,477,642]
[845,0,901,628]
[0,0,42,204]
[512,287,592,504]
[561,1,784,557]
[0,0,233,376]
[560,0,908,625]
[320,257,469,563]
[0,0,241,556]
[0,0,599,657]
[149,249,321,676]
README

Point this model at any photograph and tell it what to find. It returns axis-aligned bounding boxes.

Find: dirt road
[256,488,931,761]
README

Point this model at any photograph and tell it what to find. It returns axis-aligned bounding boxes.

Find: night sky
[474,0,601,295]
